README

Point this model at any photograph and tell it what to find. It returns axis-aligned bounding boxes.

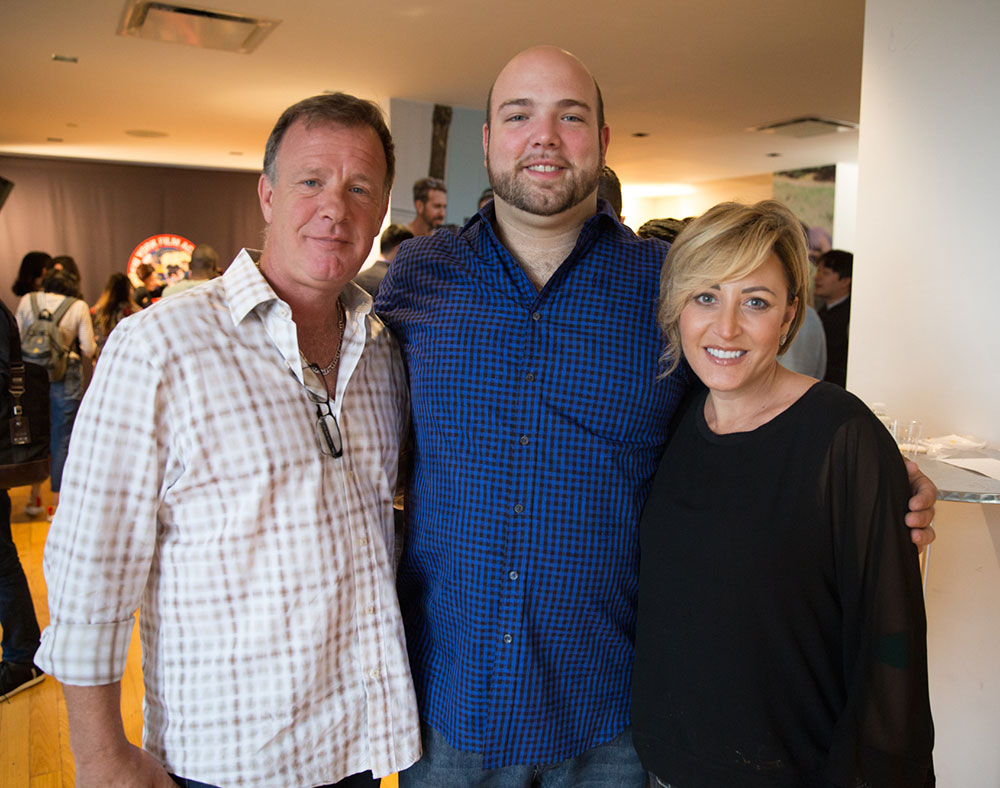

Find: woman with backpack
[16,266,95,521]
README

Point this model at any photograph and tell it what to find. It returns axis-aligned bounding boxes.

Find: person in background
[91,272,140,361]
[354,223,414,299]
[637,217,685,244]
[36,91,419,788]
[407,177,448,237]
[132,263,163,308]
[814,249,853,388]
[807,225,832,265]
[0,299,46,701]
[477,187,494,212]
[10,251,52,517]
[11,251,51,298]
[597,164,624,222]
[46,256,84,298]
[160,244,220,297]
[16,268,95,522]
[633,200,933,787]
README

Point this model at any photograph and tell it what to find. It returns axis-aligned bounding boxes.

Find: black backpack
[0,301,51,488]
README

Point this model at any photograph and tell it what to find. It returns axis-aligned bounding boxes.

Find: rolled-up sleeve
[35,318,168,685]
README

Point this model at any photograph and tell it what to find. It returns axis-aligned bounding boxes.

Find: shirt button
[358,537,369,546]
[524,372,535,382]
[508,570,519,581]
[279,308,290,319]
[365,605,376,615]
[503,633,513,644]
[532,311,541,321]
[369,668,380,679]
[519,435,530,445]
[513,504,524,514]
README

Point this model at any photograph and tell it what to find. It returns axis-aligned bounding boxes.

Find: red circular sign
[126,234,195,289]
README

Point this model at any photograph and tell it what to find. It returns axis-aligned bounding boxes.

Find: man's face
[416,189,447,229]
[814,263,850,300]
[483,47,609,218]
[257,119,388,296]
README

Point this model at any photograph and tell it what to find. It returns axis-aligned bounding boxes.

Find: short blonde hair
[657,200,809,375]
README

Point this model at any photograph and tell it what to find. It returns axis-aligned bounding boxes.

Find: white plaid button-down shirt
[36,250,421,787]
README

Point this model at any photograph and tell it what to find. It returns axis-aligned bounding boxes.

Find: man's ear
[258,174,274,224]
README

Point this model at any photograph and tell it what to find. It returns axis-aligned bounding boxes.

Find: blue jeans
[49,374,81,493]
[398,724,647,788]
[0,490,41,664]
[170,772,378,787]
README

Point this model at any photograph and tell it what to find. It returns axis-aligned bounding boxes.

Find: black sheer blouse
[632,382,934,788]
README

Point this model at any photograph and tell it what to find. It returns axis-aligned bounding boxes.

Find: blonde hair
[657,200,809,375]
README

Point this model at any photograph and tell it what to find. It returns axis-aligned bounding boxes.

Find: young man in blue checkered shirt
[377,45,938,788]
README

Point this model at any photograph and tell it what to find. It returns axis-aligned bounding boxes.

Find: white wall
[832,162,857,252]
[388,98,434,229]
[853,1,1000,784]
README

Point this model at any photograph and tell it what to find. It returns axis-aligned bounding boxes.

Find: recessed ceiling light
[229,151,243,156]
[766,152,781,157]
[631,132,650,138]
[51,54,78,63]
[125,129,169,138]
[47,137,64,143]
[66,123,79,128]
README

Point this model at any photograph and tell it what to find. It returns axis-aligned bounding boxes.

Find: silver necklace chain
[313,299,345,377]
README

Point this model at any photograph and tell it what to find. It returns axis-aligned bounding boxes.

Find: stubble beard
[487,150,602,218]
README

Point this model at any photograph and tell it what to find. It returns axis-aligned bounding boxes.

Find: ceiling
[1,0,866,189]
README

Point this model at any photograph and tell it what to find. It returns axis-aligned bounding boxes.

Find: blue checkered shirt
[376,202,691,768]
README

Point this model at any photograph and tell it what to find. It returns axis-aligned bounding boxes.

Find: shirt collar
[222,249,280,326]
[223,248,374,323]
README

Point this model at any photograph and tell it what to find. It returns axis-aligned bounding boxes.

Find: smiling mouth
[706,347,746,360]
[525,163,563,173]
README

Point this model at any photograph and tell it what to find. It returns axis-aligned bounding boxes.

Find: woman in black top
[632,201,933,788]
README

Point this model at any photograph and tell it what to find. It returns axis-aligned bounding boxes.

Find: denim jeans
[398,724,647,788]
[169,771,378,788]
[0,490,41,664]
[49,373,82,493]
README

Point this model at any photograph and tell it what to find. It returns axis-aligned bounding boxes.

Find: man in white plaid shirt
[35,94,420,788]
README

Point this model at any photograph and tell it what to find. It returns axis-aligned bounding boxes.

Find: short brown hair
[413,177,446,204]
[657,200,808,375]
[262,93,395,198]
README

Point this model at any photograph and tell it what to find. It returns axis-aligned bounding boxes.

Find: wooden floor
[1,484,398,788]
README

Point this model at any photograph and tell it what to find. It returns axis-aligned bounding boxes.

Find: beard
[487,151,602,217]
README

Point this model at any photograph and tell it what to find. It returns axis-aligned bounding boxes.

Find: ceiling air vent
[117,1,280,54]
[747,117,858,138]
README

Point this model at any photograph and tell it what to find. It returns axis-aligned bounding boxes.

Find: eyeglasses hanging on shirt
[303,363,343,458]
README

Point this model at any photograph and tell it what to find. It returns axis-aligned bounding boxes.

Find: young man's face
[416,189,448,229]
[484,47,609,218]
[813,263,850,301]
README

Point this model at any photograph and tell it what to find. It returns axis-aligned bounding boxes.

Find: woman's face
[679,252,797,397]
